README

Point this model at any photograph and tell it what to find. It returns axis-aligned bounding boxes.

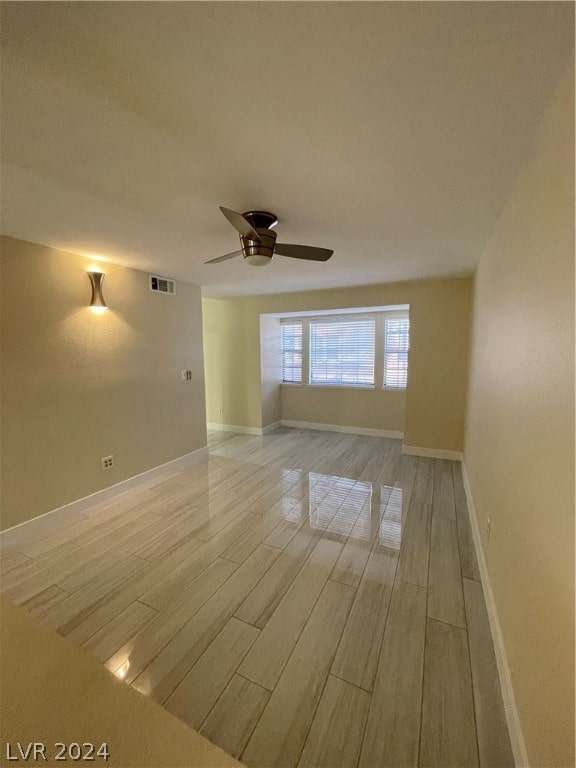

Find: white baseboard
[209,420,402,439]
[0,446,208,538]
[280,419,403,439]
[207,422,263,436]
[262,421,281,435]
[402,444,463,461]
[461,461,529,768]
[207,422,281,436]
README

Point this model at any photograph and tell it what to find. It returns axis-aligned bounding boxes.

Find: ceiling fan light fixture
[244,253,272,267]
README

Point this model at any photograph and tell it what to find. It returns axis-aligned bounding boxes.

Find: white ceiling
[1,2,572,297]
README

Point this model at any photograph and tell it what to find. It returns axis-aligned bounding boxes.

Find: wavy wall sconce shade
[88,271,107,311]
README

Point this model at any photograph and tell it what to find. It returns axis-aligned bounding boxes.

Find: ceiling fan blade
[219,206,261,242]
[205,250,243,264]
[275,243,333,262]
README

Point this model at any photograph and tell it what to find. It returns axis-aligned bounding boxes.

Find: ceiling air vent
[149,274,176,295]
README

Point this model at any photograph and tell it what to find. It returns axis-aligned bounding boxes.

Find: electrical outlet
[181,370,192,381]
[219,407,223,415]
[102,455,114,470]
[486,517,491,541]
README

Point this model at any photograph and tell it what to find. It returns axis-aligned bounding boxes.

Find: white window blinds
[384,316,409,388]
[281,322,302,383]
[309,317,375,387]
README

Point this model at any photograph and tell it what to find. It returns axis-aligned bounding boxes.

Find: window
[281,321,302,383]
[279,308,409,390]
[384,316,409,388]
[309,318,375,387]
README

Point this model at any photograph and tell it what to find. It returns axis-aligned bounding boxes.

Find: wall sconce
[87,270,107,312]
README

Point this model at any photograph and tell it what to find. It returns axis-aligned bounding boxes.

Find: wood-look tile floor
[0,429,515,768]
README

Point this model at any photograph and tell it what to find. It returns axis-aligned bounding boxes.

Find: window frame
[382,312,410,390]
[280,320,303,385]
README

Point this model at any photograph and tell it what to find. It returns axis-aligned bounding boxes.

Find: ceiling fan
[205,207,334,267]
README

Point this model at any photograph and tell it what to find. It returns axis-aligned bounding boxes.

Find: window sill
[281,382,406,392]
[282,383,375,391]
[308,384,375,390]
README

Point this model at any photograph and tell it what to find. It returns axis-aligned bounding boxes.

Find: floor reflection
[281,469,402,547]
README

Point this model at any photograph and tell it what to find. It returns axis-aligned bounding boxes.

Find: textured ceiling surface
[0,2,573,296]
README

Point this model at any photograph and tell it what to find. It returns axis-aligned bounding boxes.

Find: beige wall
[281,384,405,434]
[203,276,472,450]
[464,68,574,767]
[0,236,207,531]
[204,297,262,429]
[260,314,282,427]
